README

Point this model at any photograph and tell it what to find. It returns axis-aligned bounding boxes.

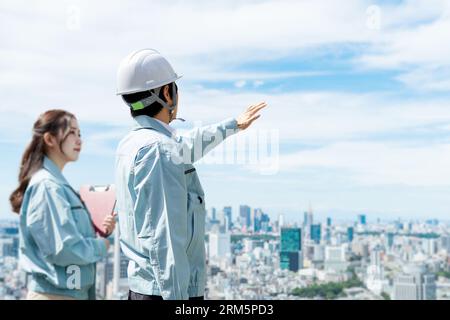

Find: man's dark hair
[122,82,178,118]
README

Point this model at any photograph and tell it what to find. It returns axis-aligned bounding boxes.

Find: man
[114,49,267,300]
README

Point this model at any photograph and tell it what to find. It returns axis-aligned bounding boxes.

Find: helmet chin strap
[126,84,185,122]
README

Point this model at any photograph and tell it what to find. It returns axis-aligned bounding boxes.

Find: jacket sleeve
[26,181,108,267]
[133,143,190,300]
[176,117,240,163]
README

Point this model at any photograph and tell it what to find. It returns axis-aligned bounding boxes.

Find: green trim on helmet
[131,101,145,111]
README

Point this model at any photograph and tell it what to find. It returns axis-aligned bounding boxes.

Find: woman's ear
[43,132,56,148]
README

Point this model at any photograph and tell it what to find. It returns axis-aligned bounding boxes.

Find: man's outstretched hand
[236,101,268,130]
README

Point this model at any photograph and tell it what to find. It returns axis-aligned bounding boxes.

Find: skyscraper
[358,214,367,225]
[280,227,302,272]
[252,208,263,233]
[209,231,231,259]
[210,207,217,221]
[347,227,354,243]
[223,206,233,231]
[310,224,321,244]
[239,205,251,230]
[387,232,395,249]
[303,204,314,241]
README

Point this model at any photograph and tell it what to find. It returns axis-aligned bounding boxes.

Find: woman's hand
[236,101,268,130]
[102,214,116,237]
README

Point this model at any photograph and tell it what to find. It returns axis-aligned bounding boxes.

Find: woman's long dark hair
[9,109,76,214]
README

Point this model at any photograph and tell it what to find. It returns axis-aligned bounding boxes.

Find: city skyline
[2,206,449,300]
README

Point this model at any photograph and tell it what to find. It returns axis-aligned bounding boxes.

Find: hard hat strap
[127,85,177,113]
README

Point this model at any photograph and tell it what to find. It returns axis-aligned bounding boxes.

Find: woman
[9,109,116,300]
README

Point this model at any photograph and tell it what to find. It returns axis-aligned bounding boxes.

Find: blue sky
[1,0,450,223]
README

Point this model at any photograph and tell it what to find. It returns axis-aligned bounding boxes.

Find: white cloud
[234,80,247,88]
[356,0,450,91]
[253,80,264,88]
[396,67,450,92]
[279,141,450,187]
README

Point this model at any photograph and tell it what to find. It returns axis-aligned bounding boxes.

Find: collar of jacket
[42,156,71,187]
[133,115,176,139]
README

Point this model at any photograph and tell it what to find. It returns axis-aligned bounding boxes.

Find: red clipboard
[79,185,116,237]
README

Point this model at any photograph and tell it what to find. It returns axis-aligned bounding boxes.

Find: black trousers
[128,290,204,300]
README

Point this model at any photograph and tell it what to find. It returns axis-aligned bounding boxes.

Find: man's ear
[163,85,172,104]
[43,132,56,148]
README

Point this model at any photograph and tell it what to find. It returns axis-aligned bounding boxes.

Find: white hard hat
[116,49,182,95]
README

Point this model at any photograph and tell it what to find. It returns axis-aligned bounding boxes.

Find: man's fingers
[248,103,267,115]
[248,101,266,111]
[249,102,265,112]
[248,114,261,123]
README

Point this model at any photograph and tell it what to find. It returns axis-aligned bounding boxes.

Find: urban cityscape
[1,205,449,300]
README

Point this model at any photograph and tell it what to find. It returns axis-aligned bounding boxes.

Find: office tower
[366,248,388,295]
[223,206,232,231]
[209,231,231,259]
[310,224,321,244]
[303,204,314,241]
[325,228,331,243]
[252,208,263,233]
[0,237,19,258]
[239,205,251,230]
[324,245,348,272]
[441,235,450,253]
[326,217,332,227]
[347,227,354,243]
[210,207,217,221]
[259,212,270,233]
[280,227,302,272]
[387,232,395,249]
[278,214,284,229]
[393,265,436,300]
[358,214,367,225]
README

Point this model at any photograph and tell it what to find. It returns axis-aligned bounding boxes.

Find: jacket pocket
[186,193,206,253]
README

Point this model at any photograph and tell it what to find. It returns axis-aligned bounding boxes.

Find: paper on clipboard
[79,184,116,237]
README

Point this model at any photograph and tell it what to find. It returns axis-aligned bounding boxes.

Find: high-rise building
[347,227,354,243]
[326,217,332,227]
[0,237,19,258]
[209,231,231,259]
[393,265,436,300]
[260,213,271,233]
[303,205,314,241]
[280,227,302,272]
[210,207,217,221]
[310,224,321,244]
[441,235,450,253]
[252,208,263,233]
[239,205,251,230]
[324,245,348,272]
[366,248,388,295]
[358,214,367,225]
[387,232,395,249]
[422,238,438,255]
[223,206,232,231]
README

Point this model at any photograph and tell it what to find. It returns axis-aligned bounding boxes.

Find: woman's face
[60,118,82,162]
